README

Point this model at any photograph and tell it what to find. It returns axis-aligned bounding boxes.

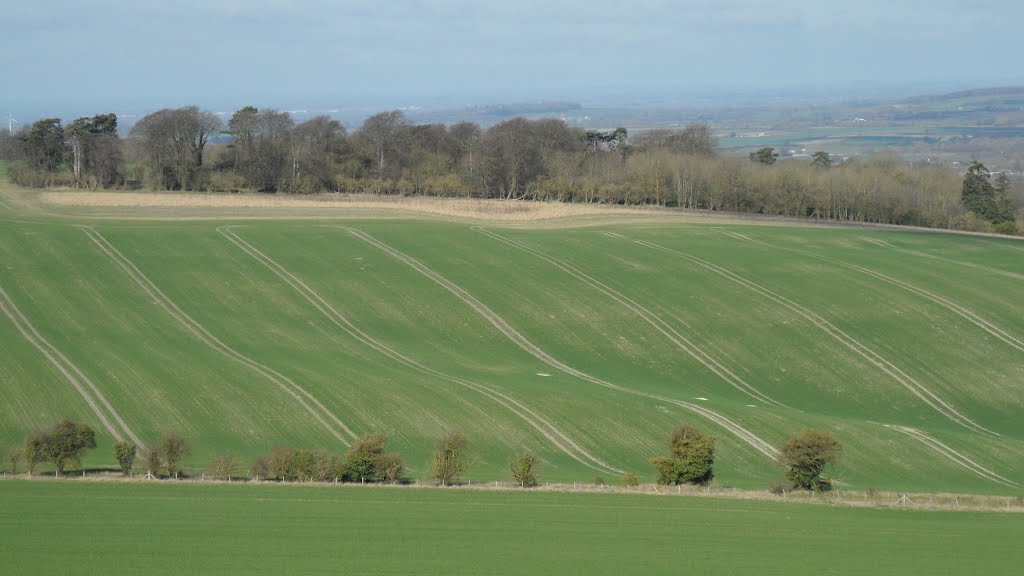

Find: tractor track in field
[981,239,1024,253]
[720,228,1024,375]
[885,425,1020,488]
[473,227,784,408]
[75,225,357,447]
[604,231,995,436]
[0,285,144,446]
[339,226,780,460]
[859,237,1024,283]
[217,227,623,476]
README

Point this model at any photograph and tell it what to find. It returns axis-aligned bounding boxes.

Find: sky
[3,0,1024,118]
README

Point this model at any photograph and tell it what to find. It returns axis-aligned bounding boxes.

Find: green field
[0,480,1020,575]
[1,187,1023,496]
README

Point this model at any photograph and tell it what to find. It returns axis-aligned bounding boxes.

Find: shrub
[141,448,162,476]
[431,430,470,486]
[378,453,406,484]
[650,423,715,486]
[510,452,540,487]
[23,421,96,477]
[208,453,243,480]
[778,429,842,492]
[158,432,191,477]
[992,221,1018,235]
[621,472,639,487]
[113,441,137,476]
[7,447,22,474]
[263,446,298,481]
[345,433,402,483]
[593,476,606,487]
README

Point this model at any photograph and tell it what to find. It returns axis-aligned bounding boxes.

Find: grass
[0,185,1022,496]
[1,479,1021,575]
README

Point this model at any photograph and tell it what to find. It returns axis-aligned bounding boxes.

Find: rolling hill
[1,188,1022,494]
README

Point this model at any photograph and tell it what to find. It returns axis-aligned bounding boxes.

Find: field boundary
[217,226,623,477]
[338,226,781,460]
[2,474,1021,514]
[75,225,358,446]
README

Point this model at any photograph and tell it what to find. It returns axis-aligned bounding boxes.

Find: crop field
[1,480,1021,575]
[1,187,1023,495]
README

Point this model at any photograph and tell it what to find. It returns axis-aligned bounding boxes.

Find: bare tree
[431,430,470,486]
[482,118,544,199]
[289,115,348,192]
[357,110,410,179]
[131,106,222,190]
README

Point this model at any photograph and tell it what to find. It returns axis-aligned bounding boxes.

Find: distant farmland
[1,188,1023,494]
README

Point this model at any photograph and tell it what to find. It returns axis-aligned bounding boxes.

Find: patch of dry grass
[41,191,671,222]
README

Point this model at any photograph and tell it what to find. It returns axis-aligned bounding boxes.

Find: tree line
[2,419,842,493]
[2,106,1019,233]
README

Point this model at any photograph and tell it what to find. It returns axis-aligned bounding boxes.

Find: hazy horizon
[3,1,1024,121]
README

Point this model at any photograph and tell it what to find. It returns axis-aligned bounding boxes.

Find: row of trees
[3,420,841,492]
[3,107,1019,233]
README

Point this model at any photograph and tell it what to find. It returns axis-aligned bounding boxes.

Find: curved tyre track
[0,285,144,446]
[76,226,357,447]
[860,236,1024,282]
[606,232,994,436]
[217,227,622,476]
[886,425,1020,488]
[719,229,1024,357]
[473,227,784,408]
[338,226,780,460]
[981,239,1024,253]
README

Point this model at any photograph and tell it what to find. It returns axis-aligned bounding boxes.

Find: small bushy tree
[158,432,191,477]
[431,430,470,486]
[24,421,97,476]
[650,423,715,486]
[620,472,639,487]
[7,447,21,474]
[510,452,540,487]
[344,433,403,483]
[261,446,297,481]
[778,429,842,492]
[208,453,243,480]
[141,447,162,476]
[113,441,137,476]
[749,147,779,165]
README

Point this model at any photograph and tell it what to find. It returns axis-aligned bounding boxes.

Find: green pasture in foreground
[1,480,1020,575]
[0,186,1023,495]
